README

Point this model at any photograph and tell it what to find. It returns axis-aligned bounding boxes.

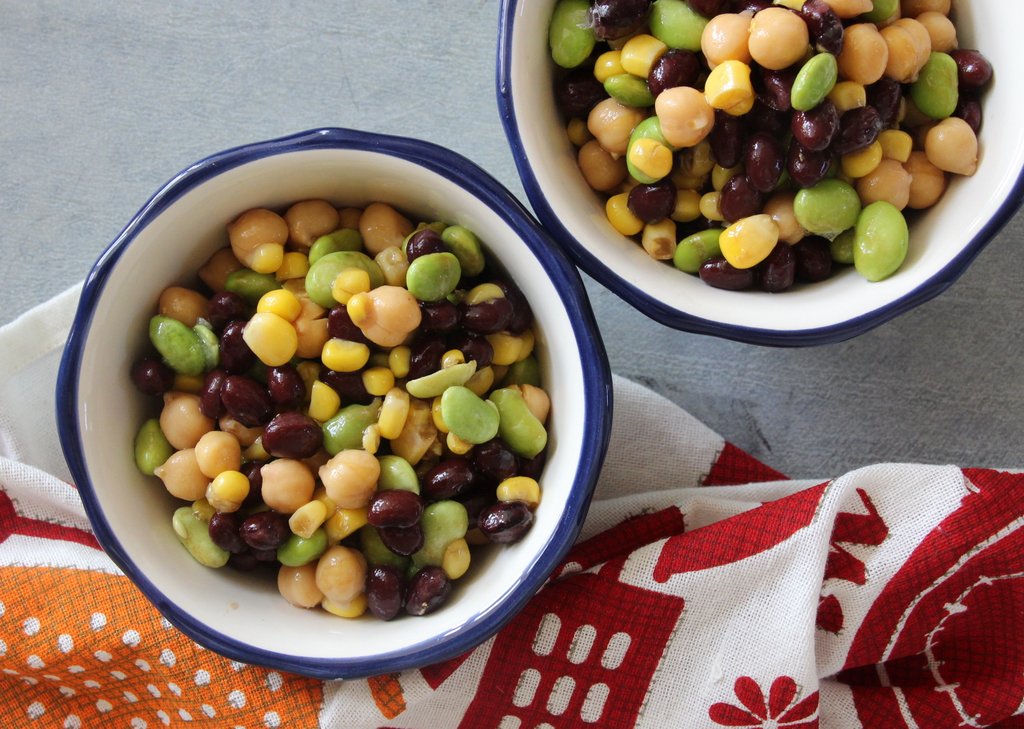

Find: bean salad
[131,200,549,621]
[549,0,992,291]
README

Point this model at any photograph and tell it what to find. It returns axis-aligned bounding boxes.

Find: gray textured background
[2,2,1022,480]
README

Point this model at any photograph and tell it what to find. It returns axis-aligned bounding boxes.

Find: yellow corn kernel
[191,498,216,523]
[321,593,367,619]
[517,329,535,362]
[704,60,755,116]
[827,81,867,114]
[641,219,678,260]
[321,338,370,372]
[172,373,204,394]
[242,312,298,367]
[719,214,780,269]
[441,538,472,580]
[486,332,525,366]
[841,141,884,179]
[361,366,395,397]
[244,436,270,462]
[330,268,371,305]
[566,118,592,147]
[441,349,465,369]
[878,129,913,163]
[275,251,310,282]
[324,507,368,544]
[677,141,716,178]
[699,191,724,222]
[497,476,542,509]
[627,137,674,182]
[289,499,329,539]
[464,283,505,306]
[593,49,624,83]
[464,366,496,398]
[362,424,381,455]
[712,164,743,191]
[446,431,473,455]
[620,34,668,78]
[249,243,284,274]
[605,193,644,236]
[257,288,302,322]
[378,387,411,440]
[672,188,702,222]
[308,380,341,422]
[297,360,321,398]
[313,486,336,513]
[672,173,708,191]
[206,470,250,513]
[431,396,449,434]
[388,345,411,379]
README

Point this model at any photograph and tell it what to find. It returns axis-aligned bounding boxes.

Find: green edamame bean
[134,418,173,476]
[172,507,229,568]
[830,228,855,265]
[224,269,281,305]
[793,179,862,239]
[605,73,655,108]
[489,387,548,459]
[309,228,363,265]
[193,322,219,370]
[674,229,723,273]
[405,360,478,399]
[649,0,708,51]
[862,0,898,23]
[853,201,908,282]
[322,400,382,455]
[911,52,959,121]
[500,356,542,388]
[277,528,328,567]
[406,252,462,303]
[411,500,468,568]
[441,225,485,278]
[548,0,596,69]
[305,251,385,308]
[440,386,500,445]
[149,315,206,376]
[360,525,410,570]
[791,53,838,112]
[377,455,420,493]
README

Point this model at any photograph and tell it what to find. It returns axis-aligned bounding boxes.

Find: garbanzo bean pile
[131,200,548,621]
[549,0,992,291]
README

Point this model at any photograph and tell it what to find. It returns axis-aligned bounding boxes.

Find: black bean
[744,132,785,193]
[720,175,764,223]
[587,0,652,41]
[731,0,771,12]
[423,458,477,500]
[407,335,446,380]
[239,511,290,551]
[647,49,702,97]
[366,565,404,621]
[518,449,548,480]
[220,375,273,427]
[367,490,424,529]
[949,49,993,90]
[756,243,796,293]
[699,258,755,291]
[131,356,175,396]
[319,369,374,405]
[471,439,520,484]
[832,106,883,156]
[199,368,228,418]
[786,142,833,188]
[555,66,609,119]
[206,291,249,332]
[627,179,677,222]
[262,411,323,459]
[746,99,788,136]
[794,237,833,283]
[495,280,534,334]
[447,333,493,369]
[218,320,256,374]
[405,228,446,262]
[954,94,983,134]
[801,0,844,55]
[227,551,260,571]
[405,566,452,616]
[478,500,535,544]
[241,460,264,508]
[327,305,370,344]
[691,0,728,15]
[419,301,460,333]
[461,297,514,335]
[266,364,305,407]
[866,78,902,128]
[791,100,839,152]
[709,110,745,168]
[208,512,246,554]
[757,67,796,112]
[378,524,425,557]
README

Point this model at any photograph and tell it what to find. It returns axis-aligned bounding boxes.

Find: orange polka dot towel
[3,288,1024,728]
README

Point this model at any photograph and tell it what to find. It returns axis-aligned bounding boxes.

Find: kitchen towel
[1,285,1021,729]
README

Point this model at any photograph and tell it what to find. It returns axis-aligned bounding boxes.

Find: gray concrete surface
[3,2,1022,479]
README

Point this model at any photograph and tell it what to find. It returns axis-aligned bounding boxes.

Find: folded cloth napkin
[2,286,1022,729]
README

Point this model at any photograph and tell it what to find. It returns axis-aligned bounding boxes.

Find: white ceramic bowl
[56,128,612,679]
[498,0,1024,345]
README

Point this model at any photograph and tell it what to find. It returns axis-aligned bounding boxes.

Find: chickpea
[900,0,951,17]
[904,151,948,209]
[925,117,979,176]
[314,545,367,604]
[838,24,889,86]
[359,202,414,256]
[346,285,422,347]
[318,449,380,509]
[160,392,214,450]
[587,98,645,157]
[157,286,209,327]
[227,208,288,273]
[748,8,809,71]
[763,192,806,244]
[278,563,323,609]
[822,0,873,18]
[518,384,551,424]
[374,246,410,288]
[197,247,242,292]
[915,11,957,52]
[856,158,913,209]
[655,87,715,148]
[881,18,931,82]
[578,139,628,192]
[389,398,437,466]
[701,13,752,68]
[193,430,242,479]
[218,415,263,448]
[285,199,340,249]
[153,448,208,501]
[260,458,315,514]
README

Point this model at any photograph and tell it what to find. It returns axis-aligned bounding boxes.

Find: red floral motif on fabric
[709,676,819,728]
[703,442,788,486]
[0,486,100,550]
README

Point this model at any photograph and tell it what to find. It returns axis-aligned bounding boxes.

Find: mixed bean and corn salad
[549,0,992,291]
[131,200,549,621]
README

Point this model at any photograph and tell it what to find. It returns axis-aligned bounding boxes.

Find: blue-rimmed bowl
[56,127,612,679]
[497,0,1024,346]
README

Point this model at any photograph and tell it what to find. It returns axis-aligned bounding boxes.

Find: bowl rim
[55,126,614,679]
[495,0,1024,347]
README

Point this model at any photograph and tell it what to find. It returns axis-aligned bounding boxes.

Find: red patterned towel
[1,286,1022,728]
